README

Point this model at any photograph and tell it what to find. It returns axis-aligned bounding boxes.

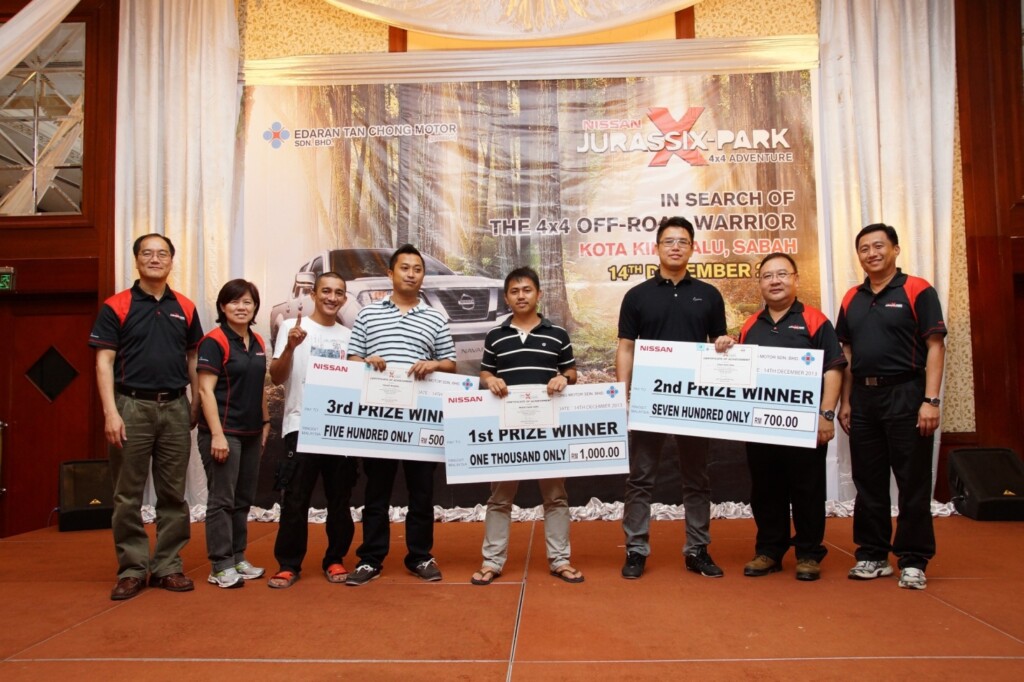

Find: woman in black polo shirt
[197,279,271,588]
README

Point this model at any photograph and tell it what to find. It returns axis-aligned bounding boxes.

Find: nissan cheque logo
[449,395,484,404]
[639,344,673,353]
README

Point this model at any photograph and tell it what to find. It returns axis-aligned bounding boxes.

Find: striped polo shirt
[480,316,575,386]
[347,297,456,364]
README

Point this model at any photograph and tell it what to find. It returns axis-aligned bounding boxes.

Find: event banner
[242,45,820,505]
[442,383,629,484]
[297,359,478,462]
[629,341,823,448]
[244,67,820,379]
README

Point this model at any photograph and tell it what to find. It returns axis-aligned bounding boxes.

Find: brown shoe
[111,576,145,601]
[743,554,781,577]
[795,558,821,582]
[148,572,195,592]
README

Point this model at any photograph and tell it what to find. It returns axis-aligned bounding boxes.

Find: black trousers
[745,441,828,563]
[273,431,358,574]
[849,378,935,570]
[356,458,436,570]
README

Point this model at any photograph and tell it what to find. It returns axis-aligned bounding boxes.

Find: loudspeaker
[948,448,1024,521]
[58,459,114,531]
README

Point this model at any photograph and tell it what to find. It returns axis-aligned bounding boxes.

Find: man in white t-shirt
[266,272,356,588]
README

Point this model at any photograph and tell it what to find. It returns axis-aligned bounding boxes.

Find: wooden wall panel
[0,0,120,501]
[955,0,1024,456]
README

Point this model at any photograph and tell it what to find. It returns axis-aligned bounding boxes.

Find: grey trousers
[108,394,192,580]
[622,430,711,556]
[482,478,571,572]
[199,431,262,572]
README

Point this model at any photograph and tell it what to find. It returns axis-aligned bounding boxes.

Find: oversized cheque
[629,340,823,448]
[298,359,477,462]
[443,382,629,484]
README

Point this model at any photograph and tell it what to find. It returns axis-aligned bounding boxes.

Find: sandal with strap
[550,564,585,584]
[267,570,299,589]
[324,563,348,583]
[470,567,501,586]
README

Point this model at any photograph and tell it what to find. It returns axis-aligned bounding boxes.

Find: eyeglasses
[659,238,692,247]
[759,270,794,282]
[139,250,172,260]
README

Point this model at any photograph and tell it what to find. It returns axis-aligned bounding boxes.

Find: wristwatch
[923,397,941,407]
[819,409,835,421]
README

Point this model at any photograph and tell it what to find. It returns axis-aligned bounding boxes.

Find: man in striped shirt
[345,244,457,585]
[470,267,582,586]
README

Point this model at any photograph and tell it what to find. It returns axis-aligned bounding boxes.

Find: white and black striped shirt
[348,298,456,364]
[480,316,575,386]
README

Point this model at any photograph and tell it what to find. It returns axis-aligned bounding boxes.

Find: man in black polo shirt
[716,253,846,581]
[617,216,728,579]
[90,233,204,600]
[470,266,581,586]
[837,223,946,591]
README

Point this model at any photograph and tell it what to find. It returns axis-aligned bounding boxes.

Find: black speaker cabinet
[58,459,114,531]
[948,448,1024,521]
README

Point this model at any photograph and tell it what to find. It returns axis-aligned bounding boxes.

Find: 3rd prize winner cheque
[298,359,478,463]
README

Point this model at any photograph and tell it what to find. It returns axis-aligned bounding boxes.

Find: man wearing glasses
[617,216,728,579]
[716,253,846,581]
[90,233,204,600]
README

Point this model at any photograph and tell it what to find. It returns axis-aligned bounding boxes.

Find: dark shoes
[346,563,382,586]
[744,554,782,577]
[110,576,145,601]
[148,572,195,592]
[685,547,724,578]
[621,551,646,579]
[409,558,443,582]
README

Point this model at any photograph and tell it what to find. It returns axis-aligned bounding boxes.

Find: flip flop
[324,563,348,583]
[470,567,501,586]
[267,570,298,589]
[550,564,585,584]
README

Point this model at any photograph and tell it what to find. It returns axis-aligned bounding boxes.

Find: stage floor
[1,516,1022,680]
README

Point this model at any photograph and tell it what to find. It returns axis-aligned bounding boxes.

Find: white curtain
[243,34,819,84]
[116,0,241,507]
[0,0,78,78]
[818,0,956,500]
[324,0,699,40]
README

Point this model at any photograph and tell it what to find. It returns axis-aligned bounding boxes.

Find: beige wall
[237,0,975,432]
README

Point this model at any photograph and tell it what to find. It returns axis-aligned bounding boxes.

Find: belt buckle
[864,377,879,387]
[155,391,171,402]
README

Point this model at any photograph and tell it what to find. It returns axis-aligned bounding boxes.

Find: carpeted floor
[1,515,1021,680]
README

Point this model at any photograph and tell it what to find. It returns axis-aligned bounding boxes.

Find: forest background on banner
[241,68,819,506]
[244,70,818,375]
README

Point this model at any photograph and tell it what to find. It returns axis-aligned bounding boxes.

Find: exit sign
[0,266,14,292]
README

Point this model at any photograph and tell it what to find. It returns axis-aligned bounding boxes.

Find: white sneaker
[848,560,894,580]
[234,560,265,580]
[898,567,927,590]
[208,567,245,589]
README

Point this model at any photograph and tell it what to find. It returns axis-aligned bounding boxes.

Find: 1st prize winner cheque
[629,341,824,448]
[443,382,629,484]
[298,359,478,463]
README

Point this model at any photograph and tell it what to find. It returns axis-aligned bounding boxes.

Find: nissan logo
[457,293,475,311]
